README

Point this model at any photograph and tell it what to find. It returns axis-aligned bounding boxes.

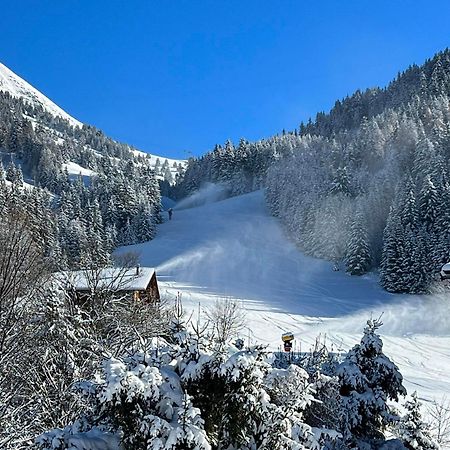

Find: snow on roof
[56,267,156,292]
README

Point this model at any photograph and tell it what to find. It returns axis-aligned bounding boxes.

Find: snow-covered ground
[126,189,450,407]
[62,161,97,177]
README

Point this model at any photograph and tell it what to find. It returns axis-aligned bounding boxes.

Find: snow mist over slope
[175,183,229,210]
[0,62,82,128]
[125,190,450,406]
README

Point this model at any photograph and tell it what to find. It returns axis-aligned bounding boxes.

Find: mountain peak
[0,62,82,128]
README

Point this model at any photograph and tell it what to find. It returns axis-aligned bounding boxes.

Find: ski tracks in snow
[128,189,450,405]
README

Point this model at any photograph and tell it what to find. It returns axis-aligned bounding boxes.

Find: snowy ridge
[0,62,82,128]
[0,62,187,179]
[132,148,186,166]
[132,148,187,182]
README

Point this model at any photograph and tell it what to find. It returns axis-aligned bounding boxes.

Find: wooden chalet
[58,266,160,302]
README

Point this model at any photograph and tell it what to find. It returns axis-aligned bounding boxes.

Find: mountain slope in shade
[0,62,82,128]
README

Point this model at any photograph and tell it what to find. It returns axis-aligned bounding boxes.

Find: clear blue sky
[1,1,450,159]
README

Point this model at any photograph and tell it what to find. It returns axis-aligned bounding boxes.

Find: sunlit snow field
[126,188,450,407]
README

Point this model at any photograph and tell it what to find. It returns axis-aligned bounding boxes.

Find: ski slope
[127,189,450,407]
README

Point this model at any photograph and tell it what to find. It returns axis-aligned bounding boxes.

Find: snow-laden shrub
[38,314,431,450]
[396,392,439,450]
[337,319,407,445]
[173,327,334,450]
[36,422,122,450]
[37,314,336,450]
[37,349,211,450]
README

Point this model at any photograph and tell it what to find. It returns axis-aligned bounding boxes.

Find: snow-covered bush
[396,392,439,450]
[36,309,435,450]
[37,313,338,450]
[337,319,407,445]
[38,351,211,450]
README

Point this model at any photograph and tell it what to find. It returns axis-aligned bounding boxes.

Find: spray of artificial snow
[175,183,229,211]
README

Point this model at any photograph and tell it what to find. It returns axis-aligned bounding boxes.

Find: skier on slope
[168,208,173,220]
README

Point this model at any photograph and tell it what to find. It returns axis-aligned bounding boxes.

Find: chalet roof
[56,267,156,292]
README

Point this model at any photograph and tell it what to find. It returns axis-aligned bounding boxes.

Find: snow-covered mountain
[0,61,186,179]
[0,62,82,128]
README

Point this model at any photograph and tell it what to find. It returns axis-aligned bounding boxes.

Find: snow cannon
[282,332,294,352]
[440,262,450,280]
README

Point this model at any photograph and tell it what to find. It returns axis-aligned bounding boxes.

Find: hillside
[127,189,450,406]
[0,62,186,269]
[175,49,450,295]
[0,61,186,183]
[0,62,82,128]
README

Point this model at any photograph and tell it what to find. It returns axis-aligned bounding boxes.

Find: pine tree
[413,138,435,184]
[397,392,439,450]
[345,212,372,275]
[419,175,439,231]
[132,205,154,243]
[337,319,407,444]
[400,175,419,230]
[380,206,406,292]
[121,217,136,245]
[433,178,450,268]
[330,166,352,196]
[14,164,24,187]
[5,160,17,183]
[401,225,429,294]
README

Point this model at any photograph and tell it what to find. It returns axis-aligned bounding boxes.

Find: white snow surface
[0,62,82,128]
[62,161,97,177]
[125,189,450,408]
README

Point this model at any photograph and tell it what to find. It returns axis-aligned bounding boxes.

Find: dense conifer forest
[0,91,162,268]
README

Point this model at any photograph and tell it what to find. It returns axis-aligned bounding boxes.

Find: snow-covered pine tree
[380,206,406,292]
[337,319,407,445]
[433,177,450,269]
[419,175,439,232]
[413,138,435,185]
[396,392,439,450]
[400,225,428,294]
[330,166,352,197]
[120,217,136,246]
[400,175,419,231]
[345,211,372,275]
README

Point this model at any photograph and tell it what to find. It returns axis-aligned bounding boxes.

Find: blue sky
[1,1,450,159]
